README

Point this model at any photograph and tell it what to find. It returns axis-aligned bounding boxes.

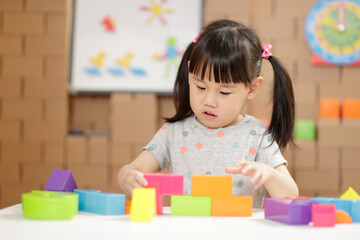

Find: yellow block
[340,187,360,200]
[130,188,157,222]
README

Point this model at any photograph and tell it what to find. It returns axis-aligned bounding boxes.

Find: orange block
[192,175,252,216]
[342,99,360,119]
[212,196,252,216]
[192,175,232,198]
[335,210,352,224]
[125,200,131,214]
[319,99,340,118]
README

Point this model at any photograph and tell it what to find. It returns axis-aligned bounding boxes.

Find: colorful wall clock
[305,0,360,65]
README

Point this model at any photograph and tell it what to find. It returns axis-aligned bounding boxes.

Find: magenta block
[144,173,184,215]
[264,198,315,225]
[312,203,335,227]
[44,169,78,192]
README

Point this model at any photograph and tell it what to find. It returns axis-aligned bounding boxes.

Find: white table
[0,204,359,240]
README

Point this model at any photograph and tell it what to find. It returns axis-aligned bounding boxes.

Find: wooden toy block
[311,197,352,215]
[340,187,360,200]
[74,189,125,215]
[264,198,314,225]
[144,173,183,215]
[319,99,340,118]
[22,190,78,220]
[312,204,336,227]
[171,195,211,216]
[335,209,352,223]
[44,169,77,192]
[351,200,360,223]
[130,188,157,222]
[212,196,252,216]
[192,175,232,198]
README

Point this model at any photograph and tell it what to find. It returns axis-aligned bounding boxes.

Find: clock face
[305,0,360,65]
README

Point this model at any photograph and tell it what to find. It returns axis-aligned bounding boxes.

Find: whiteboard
[70,0,203,93]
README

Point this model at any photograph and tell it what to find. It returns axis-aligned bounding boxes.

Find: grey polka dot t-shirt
[144,115,287,208]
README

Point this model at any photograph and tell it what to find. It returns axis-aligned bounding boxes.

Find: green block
[22,190,78,220]
[171,195,211,216]
[295,120,316,140]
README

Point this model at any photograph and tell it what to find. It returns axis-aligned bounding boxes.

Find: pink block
[312,203,336,227]
[144,173,184,215]
[285,196,310,200]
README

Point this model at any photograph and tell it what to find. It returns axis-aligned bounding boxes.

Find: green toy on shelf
[295,120,316,140]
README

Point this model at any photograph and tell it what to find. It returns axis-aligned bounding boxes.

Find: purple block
[264,198,315,225]
[44,169,78,192]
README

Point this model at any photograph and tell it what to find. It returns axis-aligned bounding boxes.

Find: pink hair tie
[192,30,203,43]
[261,44,272,60]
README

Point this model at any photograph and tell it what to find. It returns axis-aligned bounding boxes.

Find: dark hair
[166,19,295,149]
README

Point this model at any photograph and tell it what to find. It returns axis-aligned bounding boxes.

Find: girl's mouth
[203,111,217,120]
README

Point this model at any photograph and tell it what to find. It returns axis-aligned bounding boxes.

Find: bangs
[189,31,254,86]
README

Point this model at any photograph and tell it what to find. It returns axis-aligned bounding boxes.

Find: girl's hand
[118,169,148,196]
[225,160,274,189]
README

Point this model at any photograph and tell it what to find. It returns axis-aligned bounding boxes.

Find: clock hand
[323,17,339,30]
[338,2,346,32]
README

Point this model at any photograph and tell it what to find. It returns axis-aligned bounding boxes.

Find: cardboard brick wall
[0,0,360,208]
[0,0,71,208]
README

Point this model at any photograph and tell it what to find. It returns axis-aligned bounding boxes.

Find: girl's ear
[247,76,263,100]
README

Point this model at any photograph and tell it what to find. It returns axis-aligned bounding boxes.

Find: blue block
[331,198,352,215]
[75,190,101,210]
[352,200,360,223]
[74,190,125,215]
[311,197,352,215]
[310,197,332,204]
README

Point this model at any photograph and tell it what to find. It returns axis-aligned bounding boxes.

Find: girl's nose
[204,91,218,107]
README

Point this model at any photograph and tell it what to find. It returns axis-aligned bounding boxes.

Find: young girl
[117,19,298,208]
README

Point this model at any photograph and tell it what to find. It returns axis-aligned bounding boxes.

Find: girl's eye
[220,92,231,95]
[197,86,205,90]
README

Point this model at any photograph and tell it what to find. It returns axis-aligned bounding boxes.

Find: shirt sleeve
[255,133,287,168]
[143,124,171,170]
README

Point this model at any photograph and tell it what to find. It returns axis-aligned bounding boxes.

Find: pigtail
[267,56,295,150]
[165,43,194,122]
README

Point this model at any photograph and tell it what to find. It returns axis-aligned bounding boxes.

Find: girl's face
[188,72,250,129]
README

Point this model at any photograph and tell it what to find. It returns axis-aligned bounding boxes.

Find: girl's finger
[250,171,262,184]
[125,185,133,196]
[135,174,148,187]
[225,167,243,174]
[130,181,144,190]
[234,159,247,167]
[241,165,253,175]
[254,175,266,189]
